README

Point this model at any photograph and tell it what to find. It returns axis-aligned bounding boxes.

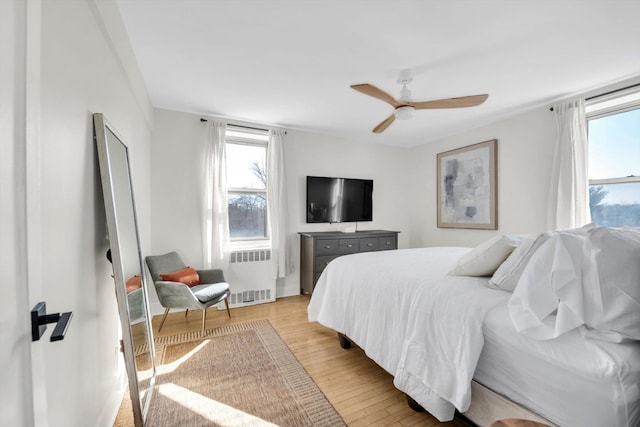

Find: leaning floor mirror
[94,113,156,426]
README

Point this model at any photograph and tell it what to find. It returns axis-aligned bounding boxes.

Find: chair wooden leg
[158,307,170,332]
[202,308,207,332]
[224,298,231,318]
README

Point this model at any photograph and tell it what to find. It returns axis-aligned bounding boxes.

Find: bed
[307,226,640,427]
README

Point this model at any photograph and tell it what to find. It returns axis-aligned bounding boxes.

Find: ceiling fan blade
[372,114,396,133]
[409,94,489,110]
[351,84,401,108]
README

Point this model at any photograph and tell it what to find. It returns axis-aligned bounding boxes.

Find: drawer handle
[385,241,391,245]
[367,243,373,246]
[324,245,332,249]
[347,244,353,248]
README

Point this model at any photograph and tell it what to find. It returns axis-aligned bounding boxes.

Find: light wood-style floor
[123,295,465,426]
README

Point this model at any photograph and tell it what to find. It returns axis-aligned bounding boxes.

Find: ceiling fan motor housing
[395,105,414,120]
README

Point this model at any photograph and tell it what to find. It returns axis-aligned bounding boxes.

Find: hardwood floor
[123,295,463,426]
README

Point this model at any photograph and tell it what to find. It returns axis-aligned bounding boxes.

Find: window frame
[586,87,640,187]
[585,87,640,227]
[225,126,270,246]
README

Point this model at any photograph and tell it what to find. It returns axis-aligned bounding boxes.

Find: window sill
[229,240,271,252]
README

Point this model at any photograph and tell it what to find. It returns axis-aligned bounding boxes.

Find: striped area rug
[141,320,345,427]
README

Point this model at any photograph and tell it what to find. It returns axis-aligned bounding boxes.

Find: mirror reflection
[95,113,156,426]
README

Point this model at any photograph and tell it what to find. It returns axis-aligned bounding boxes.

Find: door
[0,1,38,425]
[1,2,60,425]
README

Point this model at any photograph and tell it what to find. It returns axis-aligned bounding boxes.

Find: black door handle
[31,302,73,342]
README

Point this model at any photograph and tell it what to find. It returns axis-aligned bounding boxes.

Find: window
[586,87,640,227]
[225,127,269,241]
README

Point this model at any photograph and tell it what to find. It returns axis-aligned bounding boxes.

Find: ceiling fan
[351,70,489,133]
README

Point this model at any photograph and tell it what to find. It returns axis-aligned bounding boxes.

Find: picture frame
[437,139,497,229]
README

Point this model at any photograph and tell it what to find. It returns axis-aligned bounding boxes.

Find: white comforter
[307,247,509,421]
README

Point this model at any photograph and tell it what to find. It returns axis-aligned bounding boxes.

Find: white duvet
[307,247,508,421]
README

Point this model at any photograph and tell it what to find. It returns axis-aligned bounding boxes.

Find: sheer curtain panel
[267,129,292,279]
[203,120,230,269]
[548,98,591,230]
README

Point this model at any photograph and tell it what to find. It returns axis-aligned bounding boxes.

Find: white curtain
[267,129,292,279]
[548,98,591,230]
[203,120,229,269]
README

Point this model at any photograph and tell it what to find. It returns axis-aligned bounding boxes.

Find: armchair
[145,251,231,332]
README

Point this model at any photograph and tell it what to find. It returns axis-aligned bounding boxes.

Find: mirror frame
[94,113,156,426]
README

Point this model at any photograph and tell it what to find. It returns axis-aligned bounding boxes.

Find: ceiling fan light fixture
[395,105,415,120]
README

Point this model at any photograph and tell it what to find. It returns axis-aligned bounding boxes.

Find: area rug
[142,320,345,427]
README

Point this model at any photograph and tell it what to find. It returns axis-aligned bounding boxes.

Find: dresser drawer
[359,237,378,251]
[378,235,397,251]
[339,238,359,254]
[316,255,337,272]
[316,239,339,255]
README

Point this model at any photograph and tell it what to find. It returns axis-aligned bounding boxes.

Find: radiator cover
[218,249,276,309]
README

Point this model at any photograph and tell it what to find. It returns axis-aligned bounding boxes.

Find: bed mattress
[475,304,640,427]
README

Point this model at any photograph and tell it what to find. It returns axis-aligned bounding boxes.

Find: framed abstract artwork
[437,139,497,229]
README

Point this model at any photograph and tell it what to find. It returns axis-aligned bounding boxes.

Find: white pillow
[582,227,640,342]
[448,235,518,277]
[489,224,595,292]
[487,237,534,290]
[508,232,586,339]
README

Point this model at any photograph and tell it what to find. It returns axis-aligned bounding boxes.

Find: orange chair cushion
[160,267,201,287]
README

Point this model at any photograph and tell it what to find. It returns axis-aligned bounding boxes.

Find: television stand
[298,229,399,295]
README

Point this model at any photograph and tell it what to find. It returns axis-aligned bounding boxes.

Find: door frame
[0,0,48,425]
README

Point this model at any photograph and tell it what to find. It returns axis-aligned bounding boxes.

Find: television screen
[306,176,373,223]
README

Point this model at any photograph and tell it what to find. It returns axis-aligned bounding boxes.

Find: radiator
[230,249,271,264]
[217,249,276,309]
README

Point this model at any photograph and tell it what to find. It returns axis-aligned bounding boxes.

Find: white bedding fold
[308,247,508,421]
[393,276,508,420]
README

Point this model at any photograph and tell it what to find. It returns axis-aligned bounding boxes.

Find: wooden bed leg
[406,394,425,413]
[337,333,352,349]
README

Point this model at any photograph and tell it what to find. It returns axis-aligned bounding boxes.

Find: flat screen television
[306,176,373,223]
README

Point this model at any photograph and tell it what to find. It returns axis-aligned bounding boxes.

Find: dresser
[299,230,399,295]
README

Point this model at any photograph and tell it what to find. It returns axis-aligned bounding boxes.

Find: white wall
[148,109,208,263]
[407,107,557,248]
[150,109,414,299]
[23,1,152,426]
[281,129,413,296]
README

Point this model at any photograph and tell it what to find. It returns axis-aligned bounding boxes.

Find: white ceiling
[117,0,640,147]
